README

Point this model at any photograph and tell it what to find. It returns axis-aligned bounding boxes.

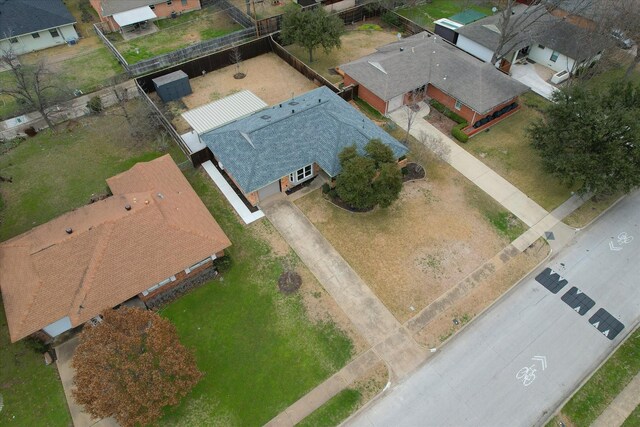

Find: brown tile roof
[0,155,231,342]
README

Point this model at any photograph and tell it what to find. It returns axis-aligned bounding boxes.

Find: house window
[454,100,462,110]
[289,164,313,183]
[550,51,559,62]
[9,37,18,43]
[49,29,60,37]
[185,257,211,274]
[31,32,40,39]
[538,44,545,49]
[182,0,188,5]
[142,276,176,296]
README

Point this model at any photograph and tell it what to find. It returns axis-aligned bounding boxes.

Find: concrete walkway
[56,337,119,427]
[201,161,265,224]
[389,109,550,228]
[262,200,426,377]
[592,372,640,427]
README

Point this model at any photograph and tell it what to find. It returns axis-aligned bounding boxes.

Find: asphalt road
[347,191,640,427]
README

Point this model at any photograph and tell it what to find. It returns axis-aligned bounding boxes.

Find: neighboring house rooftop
[201,86,408,194]
[0,0,76,39]
[340,32,529,114]
[449,9,487,25]
[0,155,231,342]
[456,4,605,60]
[96,0,168,17]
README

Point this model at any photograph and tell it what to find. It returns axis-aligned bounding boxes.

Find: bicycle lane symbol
[516,356,547,387]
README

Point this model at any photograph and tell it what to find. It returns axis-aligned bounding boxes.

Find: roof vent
[400,47,404,51]
[291,109,295,114]
[157,192,164,199]
[125,204,132,211]
[279,104,282,107]
[289,101,299,106]
[260,115,271,120]
[318,99,321,103]
[65,228,73,234]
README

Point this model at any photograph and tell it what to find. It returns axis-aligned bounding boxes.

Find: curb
[540,322,640,427]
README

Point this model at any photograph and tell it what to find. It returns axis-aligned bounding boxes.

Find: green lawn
[0,101,186,241]
[56,47,123,93]
[458,93,576,211]
[0,303,71,426]
[158,169,353,426]
[623,404,640,427]
[557,327,640,426]
[298,389,362,427]
[397,0,494,30]
[115,8,242,64]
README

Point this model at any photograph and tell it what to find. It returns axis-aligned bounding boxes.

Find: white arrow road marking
[576,289,582,295]
[603,330,610,337]
[532,356,547,370]
[610,241,623,251]
[574,306,582,313]
[593,321,600,328]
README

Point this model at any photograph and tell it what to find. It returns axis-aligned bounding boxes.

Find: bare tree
[229,45,245,79]
[0,48,67,130]
[419,130,451,163]
[402,87,426,143]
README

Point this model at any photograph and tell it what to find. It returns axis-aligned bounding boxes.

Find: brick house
[90,0,201,32]
[340,32,529,135]
[0,155,231,343]
[200,86,408,206]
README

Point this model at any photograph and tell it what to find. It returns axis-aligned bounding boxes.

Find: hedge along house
[0,0,79,55]
[0,155,231,343]
[201,86,408,206]
[454,4,606,75]
[90,0,202,33]
[340,32,529,136]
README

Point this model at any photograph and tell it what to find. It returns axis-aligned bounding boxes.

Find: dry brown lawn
[295,147,519,323]
[183,52,319,108]
[413,239,549,348]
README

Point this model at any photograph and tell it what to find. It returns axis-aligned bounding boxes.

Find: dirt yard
[295,142,522,323]
[230,0,293,19]
[286,23,400,83]
[183,52,319,108]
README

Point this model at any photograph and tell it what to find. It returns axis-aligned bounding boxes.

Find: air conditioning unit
[551,70,570,84]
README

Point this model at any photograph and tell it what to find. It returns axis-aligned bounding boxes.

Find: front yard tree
[281,5,345,63]
[528,81,640,196]
[72,307,202,427]
[336,139,403,209]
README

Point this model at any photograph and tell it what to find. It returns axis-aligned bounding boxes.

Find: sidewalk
[592,372,640,427]
[389,109,549,228]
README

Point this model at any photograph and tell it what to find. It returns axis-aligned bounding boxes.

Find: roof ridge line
[68,223,116,326]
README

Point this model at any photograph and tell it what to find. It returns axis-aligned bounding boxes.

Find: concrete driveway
[511,63,559,100]
[56,337,119,427]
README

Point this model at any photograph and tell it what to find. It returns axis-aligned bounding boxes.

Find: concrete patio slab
[511,62,559,100]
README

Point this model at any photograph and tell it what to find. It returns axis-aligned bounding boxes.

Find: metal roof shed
[152,70,192,103]
[182,91,268,135]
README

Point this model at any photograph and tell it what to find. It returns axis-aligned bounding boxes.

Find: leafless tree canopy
[0,47,68,129]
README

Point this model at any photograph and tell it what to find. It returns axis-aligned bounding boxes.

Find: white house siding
[455,34,495,63]
[528,45,576,73]
[0,24,78,55]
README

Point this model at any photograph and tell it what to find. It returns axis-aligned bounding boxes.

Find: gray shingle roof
[456,4,605,60]
[340,32,529,115]
[97,0,165,17]
[201,87,408,194]
[0,0,76,39]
